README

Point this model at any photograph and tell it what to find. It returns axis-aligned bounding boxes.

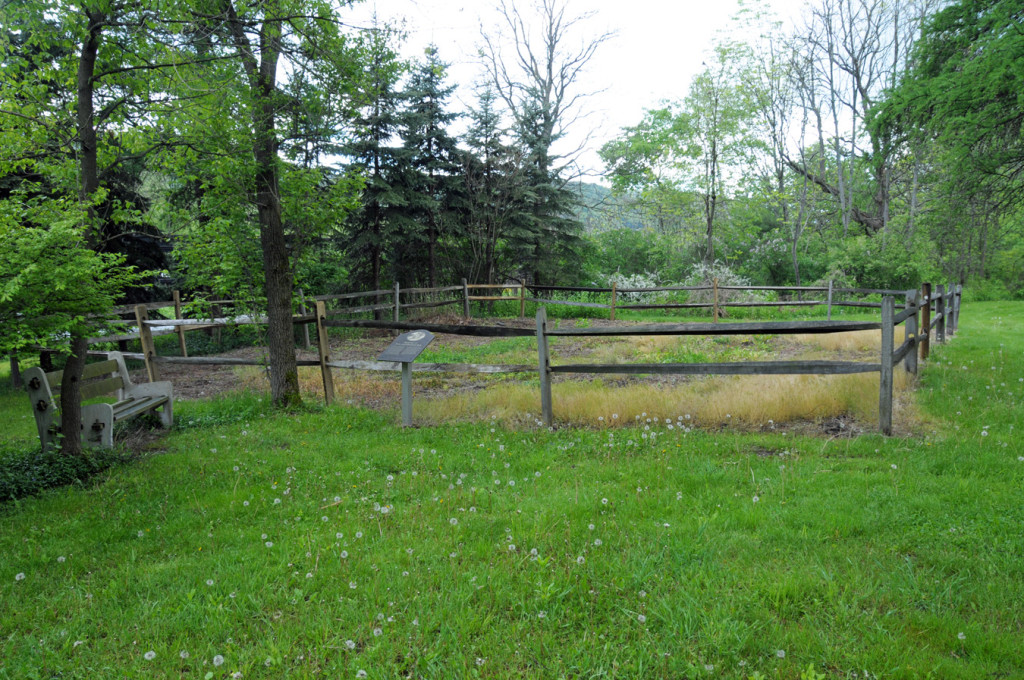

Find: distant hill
[569,181,651,232]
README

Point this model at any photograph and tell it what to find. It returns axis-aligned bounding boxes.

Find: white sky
[346,0,811,180]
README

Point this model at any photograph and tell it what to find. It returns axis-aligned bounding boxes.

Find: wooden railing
[114,283,962,435]
[534,285,961,435]
[58,281,964,435]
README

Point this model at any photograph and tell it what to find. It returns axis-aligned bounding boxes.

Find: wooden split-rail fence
[51,282,963,436]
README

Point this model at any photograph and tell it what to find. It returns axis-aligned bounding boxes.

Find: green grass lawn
[1,302,1022,679]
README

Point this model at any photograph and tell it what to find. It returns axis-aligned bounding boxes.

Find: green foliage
[0,443,129,503]
[0,195,146,356]
[828,236,938,290]
[878,0,1024,206]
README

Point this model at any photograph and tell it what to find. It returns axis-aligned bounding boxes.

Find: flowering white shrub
[682,262,770,304]
[601,271,665,303]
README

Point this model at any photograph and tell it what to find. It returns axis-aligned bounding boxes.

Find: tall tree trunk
[60,8,107,456]
[252,47,300,407]
[60,335,90,456]
[223,4,301,407]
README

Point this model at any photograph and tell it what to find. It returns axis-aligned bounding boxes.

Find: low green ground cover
[1,303,1021,678]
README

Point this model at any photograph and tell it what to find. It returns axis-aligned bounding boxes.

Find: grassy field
[1,302,1022,678]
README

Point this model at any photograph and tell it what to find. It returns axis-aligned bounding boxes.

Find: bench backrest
[27,353,131,404]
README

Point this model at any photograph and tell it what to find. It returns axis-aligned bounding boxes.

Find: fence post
[948,283,956,336]
[610,281,617,321]
[173,290,188,358]
[519,283,526,318]
[212,302,223,345]
[462,278,471,319]
[393,282,401,323]
[536,307,552,427]
[947,283,953,335]
[298,288,311,351]
[904,290,918,376]
[826,279,834,321]
[134,305,160,382]
[950,282,958,333]
[949,283,959,335]
[879,296,894,436]
[315,300,335,406]
[712,278,720,323]
[920,282,931,360]
[935,284,946,343]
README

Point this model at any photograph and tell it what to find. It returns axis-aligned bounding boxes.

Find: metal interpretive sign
[378,330,435,427]
[377,330,435,363]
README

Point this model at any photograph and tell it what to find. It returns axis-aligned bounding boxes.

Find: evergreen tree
[399,46,462,287]
[339,25,411,295]
[459,85,530,284]
[513,98,583,284]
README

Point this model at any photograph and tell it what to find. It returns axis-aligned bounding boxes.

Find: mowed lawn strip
[1,301,1022,679]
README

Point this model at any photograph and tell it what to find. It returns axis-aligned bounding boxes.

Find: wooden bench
[24,352,173,452]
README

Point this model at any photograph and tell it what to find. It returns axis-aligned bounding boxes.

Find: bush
[828,236,937,290]
[601,271,664,303]
[0,445,129,503]
[682,262,770,304]
[961,279,1010,302]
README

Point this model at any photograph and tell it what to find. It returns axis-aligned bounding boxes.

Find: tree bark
[253,28,300,407]
[59,335,90,456]
[60,8,106,456]
[224,2,301,407]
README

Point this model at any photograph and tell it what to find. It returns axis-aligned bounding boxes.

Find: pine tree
[399,45,462,287]
[339,26,411,297]
[460,85,530,284]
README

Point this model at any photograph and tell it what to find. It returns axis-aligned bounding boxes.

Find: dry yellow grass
[232,327,920,432]
[417,370,916,430]
[238,366,402,403]
[793,329,884,352]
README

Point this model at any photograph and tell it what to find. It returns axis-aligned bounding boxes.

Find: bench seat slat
[112,395,168,421]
